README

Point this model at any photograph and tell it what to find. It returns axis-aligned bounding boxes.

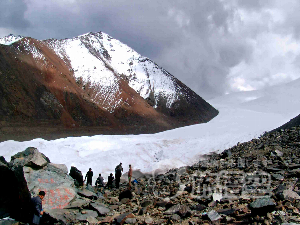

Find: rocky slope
[1,126,300,224]
[0,33,218,141]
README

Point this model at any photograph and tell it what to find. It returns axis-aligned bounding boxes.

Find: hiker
[95,173,104,187]
[115,163,123,188]
[84,168,93,186]
[107,173,114,189]
[30,191,45,225]
[128,164,133,188]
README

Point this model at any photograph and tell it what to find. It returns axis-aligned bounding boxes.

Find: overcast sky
[1,0,300,99]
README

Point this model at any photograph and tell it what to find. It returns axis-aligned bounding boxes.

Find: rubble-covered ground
[1,126,300,225]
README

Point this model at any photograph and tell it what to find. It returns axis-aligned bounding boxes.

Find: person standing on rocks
[107,173,114,189]
[30,191,45,225]
[84,168,93,186]
[115,163,123,188]
[128,164,133,188]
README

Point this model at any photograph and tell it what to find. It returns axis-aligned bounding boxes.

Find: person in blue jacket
[30,191,45,225]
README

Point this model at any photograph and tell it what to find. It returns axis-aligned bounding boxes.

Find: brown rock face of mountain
[0,38,218,141]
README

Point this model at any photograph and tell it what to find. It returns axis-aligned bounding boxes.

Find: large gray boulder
[9,148,77,212]
[10,147,49,169]
[23,164,76,211]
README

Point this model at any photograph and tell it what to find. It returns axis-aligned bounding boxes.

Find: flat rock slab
[65,198,90,209]
[90,203,110,216]
[77,189,97,200]
[282,190,300,201]
[207,210,222,221]
[249,198,276,209]
[45,209,77,224]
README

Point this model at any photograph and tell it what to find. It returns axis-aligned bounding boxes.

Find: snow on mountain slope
[43,32,180,110]
[0,34,23,45]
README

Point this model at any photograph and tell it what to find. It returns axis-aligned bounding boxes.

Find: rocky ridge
[1,126,300,224]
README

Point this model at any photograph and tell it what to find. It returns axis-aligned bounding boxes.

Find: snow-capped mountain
[0,32,218,140]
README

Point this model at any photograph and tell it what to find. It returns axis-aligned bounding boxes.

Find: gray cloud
[1,0,300,99]
[0,0,30,29]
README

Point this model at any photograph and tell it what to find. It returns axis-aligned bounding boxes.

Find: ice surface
[1,78,298,181]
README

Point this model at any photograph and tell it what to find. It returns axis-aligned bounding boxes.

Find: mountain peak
[0,31,218,140]
[0,34,23,45]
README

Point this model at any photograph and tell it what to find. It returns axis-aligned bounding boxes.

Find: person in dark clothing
[31,191,45,225]
[107,173,114,189]
[85,168,93,186]
[95,173,104,187]
[115,163,123,188]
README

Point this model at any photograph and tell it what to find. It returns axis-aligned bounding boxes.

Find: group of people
[84,163,133,189]
[29,163,133,225]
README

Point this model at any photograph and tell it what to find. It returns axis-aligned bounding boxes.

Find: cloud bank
[1,0,300,99]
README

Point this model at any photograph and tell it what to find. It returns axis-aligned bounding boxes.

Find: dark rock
[249,197,276,215]
[265,167,283,173]
[69,166,84,187]
[191,204,207,211]
[119,189,132,201]
[141,200,153,208]
[0,161,31,222]
[0,157,8,165]
[114,212,134,225]
[164,204,191,218]
[155,200,171,208]
[217,208,236,216]
[222,149,232,158]
[271,173,284,181]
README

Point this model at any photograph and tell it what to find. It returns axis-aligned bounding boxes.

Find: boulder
[10,147,49,169]
[69,166,84,187]
[23,163,76,211]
